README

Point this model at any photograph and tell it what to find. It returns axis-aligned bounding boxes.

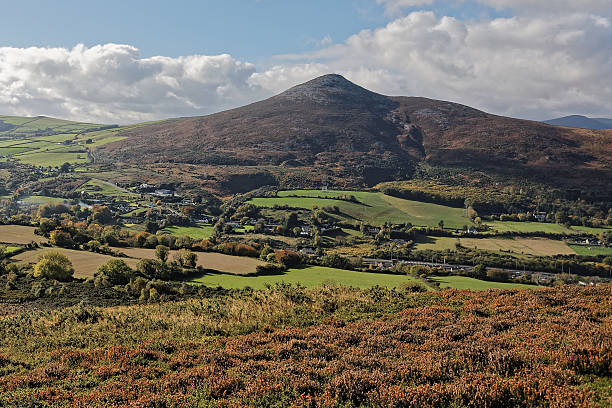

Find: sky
[0,0,611,124]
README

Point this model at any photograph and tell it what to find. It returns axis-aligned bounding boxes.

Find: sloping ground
[13,248,140,278]
[94,74,612,192]
[252,189,471,228]
[0,225,47,244]
[119,248,265,275]
[0,286,609,406]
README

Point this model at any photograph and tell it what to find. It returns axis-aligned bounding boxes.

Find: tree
[438,220,445,229]
[92,206,113,224]
[174,248,197,268]
[59,162,71,173]
[33,251,74,281]
[96,259,134,285]
[155,245,170,263]
[49,230,75,248]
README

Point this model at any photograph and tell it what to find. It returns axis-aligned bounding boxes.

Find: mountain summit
[94,74,612,193]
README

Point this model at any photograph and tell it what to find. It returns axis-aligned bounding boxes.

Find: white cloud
[377,0,612,17]
[1,6,611,123]
[0,43,264,124]
[252,11,612,119]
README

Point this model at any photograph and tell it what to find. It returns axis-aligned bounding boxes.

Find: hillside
[544,115,612,130]
[87,75,611,192]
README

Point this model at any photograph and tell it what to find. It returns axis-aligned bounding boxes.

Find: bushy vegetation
[0,285,609,406]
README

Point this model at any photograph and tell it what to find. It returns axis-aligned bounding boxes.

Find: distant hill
[543,115,612,130]
[0,115,116,138]
[84,74,611,193]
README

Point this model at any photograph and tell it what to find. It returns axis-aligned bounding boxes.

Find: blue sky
[0,0,507,61]
[0,0,610,123]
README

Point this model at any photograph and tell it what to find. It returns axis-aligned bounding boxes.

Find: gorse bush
[32,251,74,281]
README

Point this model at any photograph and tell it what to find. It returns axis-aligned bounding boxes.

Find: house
[534,212,547,222]
[299,247,316,256]
[300,226,313,236]
[153,189,174,197]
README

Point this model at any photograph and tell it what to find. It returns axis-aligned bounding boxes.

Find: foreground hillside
[93,74,612,193]
[0,285,609,407]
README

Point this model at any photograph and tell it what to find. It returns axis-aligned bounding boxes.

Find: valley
[0,75,610,407]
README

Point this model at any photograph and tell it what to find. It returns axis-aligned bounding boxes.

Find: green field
[569,245,612,256]
[18,195,70,205]
[486,221,611,235]
[192,266,422,289]
[431,276,539,290]
[0,115,129,166]
[250,190,471,228]
[78,179,137,198]
[162,224,215,240]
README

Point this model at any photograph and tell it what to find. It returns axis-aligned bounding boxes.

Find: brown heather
[0,284,610,407]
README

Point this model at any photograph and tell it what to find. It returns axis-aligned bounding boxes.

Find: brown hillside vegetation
[0,285,610,407]
[95,74,612,193]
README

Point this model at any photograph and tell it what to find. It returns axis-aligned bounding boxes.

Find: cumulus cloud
[253,11,612,119]
[0,43,265,123]
[1,5,611,123]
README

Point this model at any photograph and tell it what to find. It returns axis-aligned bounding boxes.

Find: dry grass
[414,236,577,256]
[0,225,47,245]
[12,248,139,278]
[460,237,576,256]
[119,248,266,275]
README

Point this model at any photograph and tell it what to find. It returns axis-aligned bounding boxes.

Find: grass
[77,178,137,198]
[119,248,266,275]
[12,248,140,278]
[161,224,215,240]
[431,275,539,290]
[192,265,422,289]
[569,245,612,256]
[18,195,70,205]
[0,225,47,244]
[414,236,576,256]
[250,190,471,228]
[16,150,89,167]
[485,221,611,235]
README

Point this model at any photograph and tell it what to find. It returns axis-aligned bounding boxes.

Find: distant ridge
[543,115,612,130]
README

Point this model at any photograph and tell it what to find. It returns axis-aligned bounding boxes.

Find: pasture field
[569,245,612,256]
[161,224,214,240]
[460,237,575,256]
[12,248,139,279]
[77,178,137,198]
[119,248,266,275]
[14,148,89,167]
[251,190,471,228]
[18,195,71,205]
[2,246,20,255]
[414,236,576,256]
[431,275,539,290]
[192,266,423,289]
[485,221,611,235]
[0,116,130,166]
[0,225,47,244]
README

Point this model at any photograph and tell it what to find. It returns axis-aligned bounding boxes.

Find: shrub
[96,259,134,285]
[274,250,301,267]
[49,230,75,248]
[155,245,170,263]
[33,251,74,281]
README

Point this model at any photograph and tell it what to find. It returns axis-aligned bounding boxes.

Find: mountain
[544,115,612,130]
[94,74,612,193]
